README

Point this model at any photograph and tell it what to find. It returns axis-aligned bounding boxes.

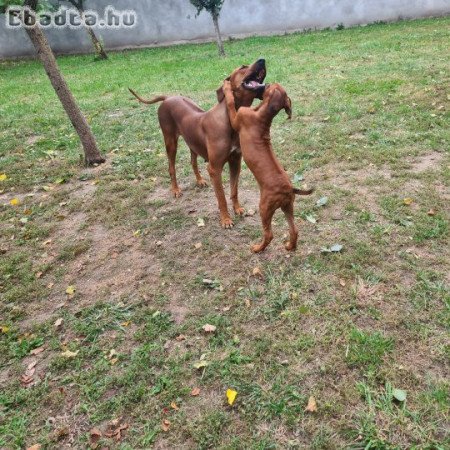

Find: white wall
[0,0,449,58]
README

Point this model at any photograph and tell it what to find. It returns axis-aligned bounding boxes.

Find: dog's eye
[240,65,249,69]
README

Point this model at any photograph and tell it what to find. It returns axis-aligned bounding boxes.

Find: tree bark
[76,5,108,60]
[212,14,225,57]
[23,12,105,165]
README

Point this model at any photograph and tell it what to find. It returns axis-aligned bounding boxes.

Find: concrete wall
[1,0,449,58]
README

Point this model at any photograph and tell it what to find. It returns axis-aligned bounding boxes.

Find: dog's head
[217,58,267,107]
[262,83,292,119]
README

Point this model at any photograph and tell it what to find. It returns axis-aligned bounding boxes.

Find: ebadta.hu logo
[6,6,137,29]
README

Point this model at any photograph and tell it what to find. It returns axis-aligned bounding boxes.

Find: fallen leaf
[0,173,7,181]
[89,427,102,449]
[30,346,44,355]
[175,334,186,341]
[170,401,179,410]
[197,217,205,227]
[222,305,231,312]
[316,196,328,207]
[403,197,413,206]
[54,318,63,328]
[202,324,217,333]
[65,285,76,295]
[245,208,256,217]
[26,445,42,450]
[193,360,209,370]
[61,349,79,358]
[393,388,407,402]
[121,321,131,327]
[339,279,346,287]
[10,198,20,206]
[35,272,43,279]
[245,298,251,308]
[305,214,317,224]
[330,244,343,252]
[21,374,34,386]
[161,419,171,432]
[156,240,163,247]
[427,209,436,216]
[305,396,317,412]
[252,267,263,278]
[1,325,10,333]
[191,387,201,396]
[293,172,304,183]
[226,388,238,406]
[194,242,202,249]
[27,360,37,371]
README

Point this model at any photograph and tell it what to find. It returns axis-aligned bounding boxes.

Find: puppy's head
[216,58,267,106]
[262,83,292,119]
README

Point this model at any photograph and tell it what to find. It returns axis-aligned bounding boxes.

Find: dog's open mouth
[242,68,266,91]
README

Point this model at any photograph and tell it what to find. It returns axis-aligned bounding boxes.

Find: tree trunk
[212,15,225,57]
[78,8,108,60]
[23,15,105,165]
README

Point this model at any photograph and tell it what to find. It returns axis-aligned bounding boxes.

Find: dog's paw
[234,207,245,216]
[221,217,234,229]
[251,243,265,253]
[172,188,183,198]
[284,241,297,251]
[196,179,208,188]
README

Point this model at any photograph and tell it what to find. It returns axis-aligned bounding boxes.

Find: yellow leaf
[403,198,413,206]
[1,325,10,333]
[65,285,76,295]
[305,396,317,413]
[0,174,7,181]
[170,401,179,410]
[226,389,237,406]
[10,198,20,206]
[61,349,79,358]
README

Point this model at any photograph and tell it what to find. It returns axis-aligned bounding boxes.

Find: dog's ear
[216,76,231,103]
[285,96,292,119]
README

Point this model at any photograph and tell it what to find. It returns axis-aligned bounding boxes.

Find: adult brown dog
[128,59,266,228]
[223,80,313,252]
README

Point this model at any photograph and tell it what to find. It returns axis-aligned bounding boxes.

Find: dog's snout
[256,58,266,66]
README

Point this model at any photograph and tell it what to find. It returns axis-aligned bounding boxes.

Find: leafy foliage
[189,0,225,19]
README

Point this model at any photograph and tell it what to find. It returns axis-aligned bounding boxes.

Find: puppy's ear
[216,77,231,103]
[285,96,292,119]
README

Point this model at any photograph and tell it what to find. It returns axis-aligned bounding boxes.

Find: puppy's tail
[293,187,314,196]
[128,88,167,105]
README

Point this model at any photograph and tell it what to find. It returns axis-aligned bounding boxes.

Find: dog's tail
[128,88,167,105]
[293,187,314,196]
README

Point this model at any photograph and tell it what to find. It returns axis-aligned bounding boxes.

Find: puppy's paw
[172,188,183,198]
[221,217,234,229]
[234,207,245,216]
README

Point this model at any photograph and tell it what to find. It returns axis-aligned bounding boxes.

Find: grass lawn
[0,17,449,449]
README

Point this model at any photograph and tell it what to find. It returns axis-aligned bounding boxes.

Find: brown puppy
[129,59,266,229]
[223,80,313,252]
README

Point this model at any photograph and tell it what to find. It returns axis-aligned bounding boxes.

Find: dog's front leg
[207,158,233,229]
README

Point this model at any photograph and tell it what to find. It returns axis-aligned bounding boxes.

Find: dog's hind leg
[282,201,298,251]
[190,150,208,188]
[163,134,181,197]
[251,202,275,253]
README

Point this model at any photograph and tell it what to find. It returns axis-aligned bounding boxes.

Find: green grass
[0,17,449,449]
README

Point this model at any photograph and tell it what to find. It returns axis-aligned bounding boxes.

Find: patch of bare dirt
[410,151,445,173]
